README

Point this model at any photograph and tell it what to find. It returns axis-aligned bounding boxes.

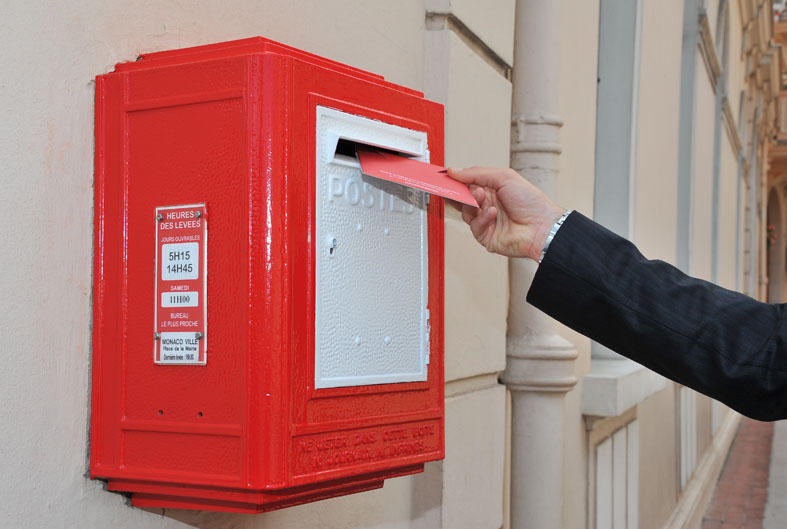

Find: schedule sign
[154,204,207,364]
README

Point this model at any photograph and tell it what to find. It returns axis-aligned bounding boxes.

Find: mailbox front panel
[286,63,444,488]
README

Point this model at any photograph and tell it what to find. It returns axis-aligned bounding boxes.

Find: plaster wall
[706,0,721,47]
[426,27,510,384]
[1,0,765,528]
[696,394,713,462]
[634,0,683,263]
[556,3,601,526]
[566,2,750,528]
[718,135,740,290]
[556,0,599,363]
[0,1,511,528]
[626,5,685,526]
[423,6,512,526]
[425,0,516,65]
[638,386,679,529]
[727,2,744,124]
[557,0,599,220]
[691,60,718,281]
[742,171,753,290]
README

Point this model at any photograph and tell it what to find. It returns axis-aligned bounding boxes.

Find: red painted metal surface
[91,36,445,513]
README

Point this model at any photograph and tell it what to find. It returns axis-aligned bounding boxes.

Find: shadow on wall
[134,462,442,529]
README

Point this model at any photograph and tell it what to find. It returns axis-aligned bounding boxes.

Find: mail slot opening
[333,138,358,159]
[332,138,418,164]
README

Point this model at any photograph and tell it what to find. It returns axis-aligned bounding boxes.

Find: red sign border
[153,203,207,365]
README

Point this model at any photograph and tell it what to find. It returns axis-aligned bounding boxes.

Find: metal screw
[195,332,203,340]
[154,332,160,340]
[156,213,164,221]
[195,210,202,218]
[328,237,338,256]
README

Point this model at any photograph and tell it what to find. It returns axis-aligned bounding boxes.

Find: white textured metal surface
[315,106,430,388]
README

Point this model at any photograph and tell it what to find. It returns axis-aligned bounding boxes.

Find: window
[594,420,639,529]
[592,0,643,360]
[679,386,697,490]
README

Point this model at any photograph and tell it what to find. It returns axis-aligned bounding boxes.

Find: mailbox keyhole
[327,237,338,256]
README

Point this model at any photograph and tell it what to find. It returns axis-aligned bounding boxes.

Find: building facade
[0,1,779,528]
[768,3,787,305]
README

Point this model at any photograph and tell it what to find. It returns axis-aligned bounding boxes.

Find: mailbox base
[107,464,424,513]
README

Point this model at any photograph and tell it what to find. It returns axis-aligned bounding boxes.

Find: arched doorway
[766,188,784,302]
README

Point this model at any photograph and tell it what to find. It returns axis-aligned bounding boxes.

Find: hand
[447,167,565,260]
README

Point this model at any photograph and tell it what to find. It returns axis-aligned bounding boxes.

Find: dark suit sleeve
[526,211,787,421]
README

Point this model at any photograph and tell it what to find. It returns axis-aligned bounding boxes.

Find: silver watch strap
[538,210,572,263]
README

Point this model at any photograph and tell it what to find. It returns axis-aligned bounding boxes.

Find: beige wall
[638,387,679,529]
[424,1,513,527]
[696,394,713,463]
[556,0,599,367]
[692,61,718,281]
[557,1,765,529]
[628,5,684,525]
[633,0,683,262]
[557,1,600,528]
[1,0,774,528]
[728,2,744,128]
[718,133,740,290]
[0,1,513,528]
[706,0,721,47]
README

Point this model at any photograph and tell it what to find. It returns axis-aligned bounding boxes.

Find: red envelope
[357,146,479,207]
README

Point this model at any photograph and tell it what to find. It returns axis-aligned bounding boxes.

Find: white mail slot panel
[314,106,431,388]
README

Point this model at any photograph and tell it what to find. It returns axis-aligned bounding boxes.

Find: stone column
[500,1,579,528]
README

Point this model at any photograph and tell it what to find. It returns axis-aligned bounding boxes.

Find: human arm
[529,211,787,421]
[449,167,787,421]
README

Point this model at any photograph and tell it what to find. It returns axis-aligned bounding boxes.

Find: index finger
[446,167,515,190]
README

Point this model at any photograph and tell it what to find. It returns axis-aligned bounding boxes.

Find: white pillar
[502,1,579,528]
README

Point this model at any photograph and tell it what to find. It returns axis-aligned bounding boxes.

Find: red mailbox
[91,37,444,513]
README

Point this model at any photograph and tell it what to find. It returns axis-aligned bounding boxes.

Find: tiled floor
[763,421,787,528]
[701,418,774,529]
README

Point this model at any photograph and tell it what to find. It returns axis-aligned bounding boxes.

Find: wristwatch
[538,210,573,264]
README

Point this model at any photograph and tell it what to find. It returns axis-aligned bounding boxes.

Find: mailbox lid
[114,36,423,98]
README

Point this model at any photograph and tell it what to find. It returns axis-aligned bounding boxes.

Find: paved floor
[702,418,774,529]
[764,421,787,528]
